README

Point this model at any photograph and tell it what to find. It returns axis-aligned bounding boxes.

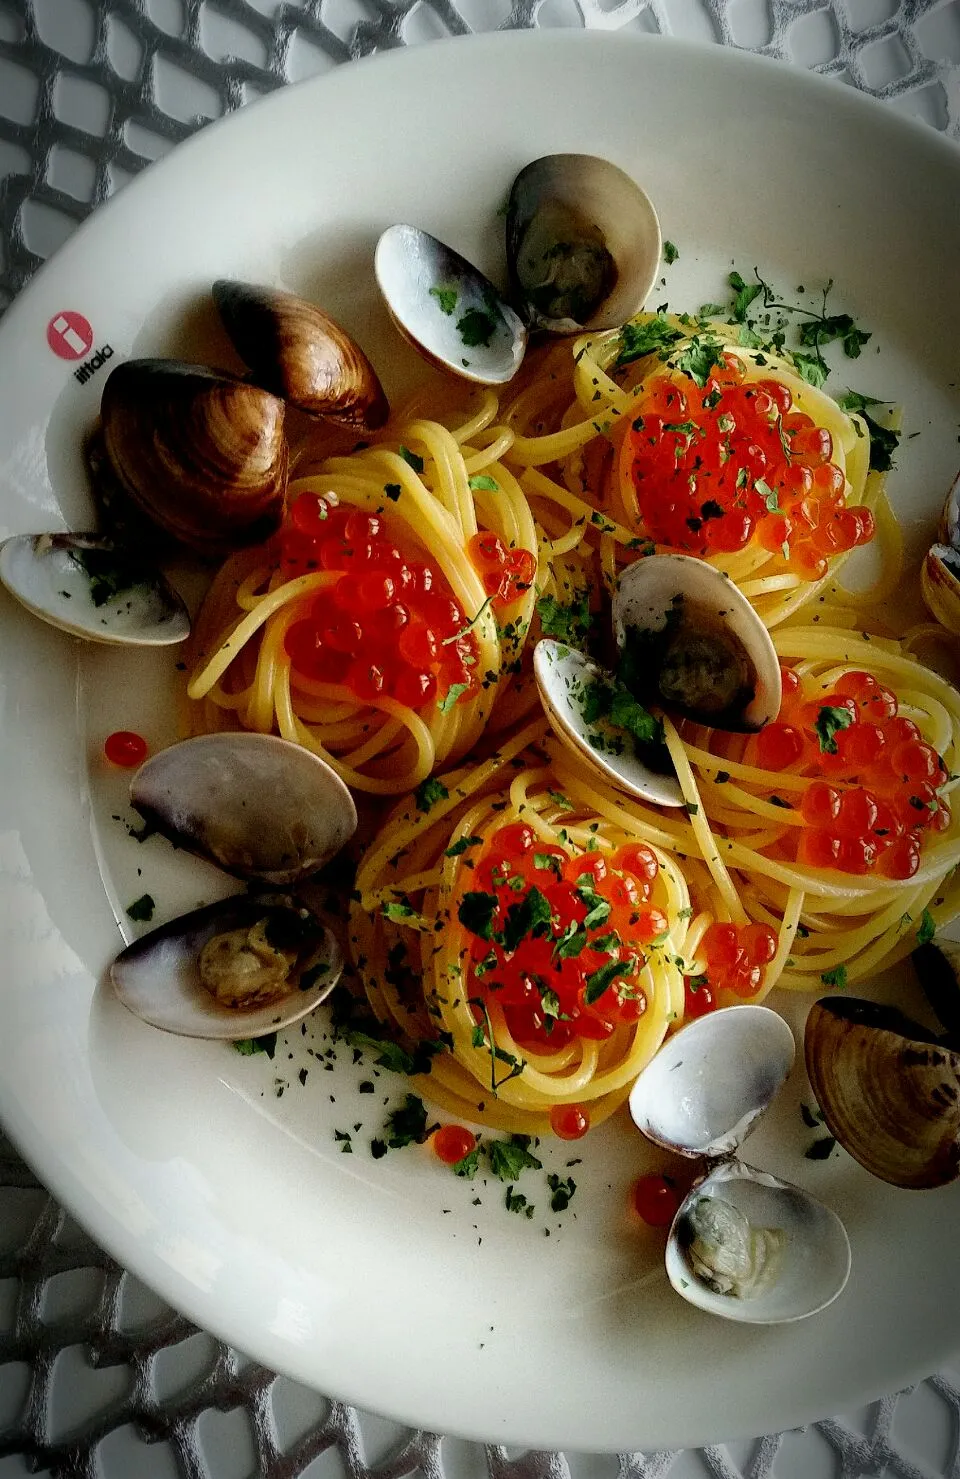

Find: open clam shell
[506,153,661,332]
[212,280,389,430]
[130,732,357,885]
[920,543,960,637]
[533,638,683,808]
[100,359,288,554]
[666,1159,851,1324]
[804,995,960,1189]
[613,554,781,732]
[0,532,189,647]
[628,1005,796,1158]
[375,225,527,386]
[111,892,342,1040]
[938,468,960,549]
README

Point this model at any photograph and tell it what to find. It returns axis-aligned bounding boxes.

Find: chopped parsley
[438,682,469,713]
[821,965,848,990]
[468,473,500,492]
[384,483,402,501]
[547,1173,577,1212]
[234,1033,277,1059]
[126,893,155,923]
[429,286,458,315]
[399,446,425,473]
[537,592,592,645]
[444,835,483,858]
[916,909,937,947]
[836,391,901,472]
[499,886,552,953]
[489,1135,543,1181]
[457,307,497,348]
[805,1136,837,1161]
[386,1094,430,1148]
[415,777,449,813]
[614,315,683,367]
[458,891,499,941]
[663,240,679,264]
[814,705,855,754]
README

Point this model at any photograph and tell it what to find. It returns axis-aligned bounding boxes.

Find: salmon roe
[684,919,779,1009]
[752,665,951,879]
[280,493,478,709]
[467,531,537,606]
[103,730,148,767]
[432,1124,478,1165]
[619,355,874,574]
[631,1173,681,1227]
[460,828,664,1054]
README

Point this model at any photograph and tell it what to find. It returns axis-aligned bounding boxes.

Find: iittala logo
[46,311,114,384]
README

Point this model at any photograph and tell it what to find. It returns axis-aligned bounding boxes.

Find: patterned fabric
[0,3,959,1475]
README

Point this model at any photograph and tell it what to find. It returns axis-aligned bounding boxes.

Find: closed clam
[804,993,960,1190]
[213,280,389,429]
[100,359,288,554]
[629,1005,850,1323]
[505,153,661,332]
[112,891,342,1040]
[130,732,357,884]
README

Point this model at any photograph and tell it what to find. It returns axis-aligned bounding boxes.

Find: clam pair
[921,470,960,636]
[111,732,357,1040]
[0,282,388,647]
[375,154,662,385]
[805,937,960,1190]
[628,1006,851,1323]
[534,552,782,807]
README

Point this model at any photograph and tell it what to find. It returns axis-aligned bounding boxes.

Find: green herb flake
[917,909,937,947]
[384,483,402,501]
[537,593,592,645]
[458,891,500,941]
[415,777,449,813]
[814,705,855,754]
[663,241,679,264]
[547,1173,577,1213]
[234,1033,277,1059]
[444,836,483,858]
[821,965,848,990]
[438,683,469,714]
[399,446,425,473]
[386,1094,429,1148]
[805,1136,837,1161]
[126,893,155,923]
[489,1135,543,1181]
[468,473,500,492]
[457,307,497,348]
[429,286,458,315]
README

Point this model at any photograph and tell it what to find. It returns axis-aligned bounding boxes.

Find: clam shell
[628,1004,795,1158]
[913,937,960,1043]
[213,280,389,430]
[804,996,960,1189]
[0,532,189,647]
[375,225,527,386]
[130,732,357,884]
[665,1159,851,1324]
[100,359,288,554]
[506,153,661,332]
[613,553,781,732]
[111,892,342,1039]
[920,544,960,636]
[939,467,960,548]
[533,638,683,808]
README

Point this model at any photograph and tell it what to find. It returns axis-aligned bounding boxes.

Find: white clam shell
[0,532,189,647]
[506,153,661,332]
[939,467,960,549]
[665,1159,851,1324]
[375,224,527,386]
[130,732,357,884]
[111,895,343,1040]
[533,638,683,808]
[920,543,960,637]
[628,1004,795,1158]
[613,553,781,731]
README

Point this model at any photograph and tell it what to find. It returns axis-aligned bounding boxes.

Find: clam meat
[100,359,288,554]
[0,532,189,647]
[129,732,357,884]
[613,554,782,732]
[112,892,343,1039]
[213,280,389,430]
[665,1161,850,1324]
[505,153,661,332]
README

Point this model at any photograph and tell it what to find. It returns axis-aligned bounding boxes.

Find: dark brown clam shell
[804,995,960,1190]
[213,280,389,430]
[100,360,288,554]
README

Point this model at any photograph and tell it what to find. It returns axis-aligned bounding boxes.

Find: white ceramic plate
[1,31,959,1454]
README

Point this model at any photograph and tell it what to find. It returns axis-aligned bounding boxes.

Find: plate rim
[1,27,960,1453]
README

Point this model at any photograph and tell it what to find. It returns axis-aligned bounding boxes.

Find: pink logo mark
[47,311,94,361]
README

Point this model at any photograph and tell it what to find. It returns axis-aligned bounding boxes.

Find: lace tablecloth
[1,3,959,1476]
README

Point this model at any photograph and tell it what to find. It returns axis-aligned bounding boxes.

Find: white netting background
[1,3,960,1476]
